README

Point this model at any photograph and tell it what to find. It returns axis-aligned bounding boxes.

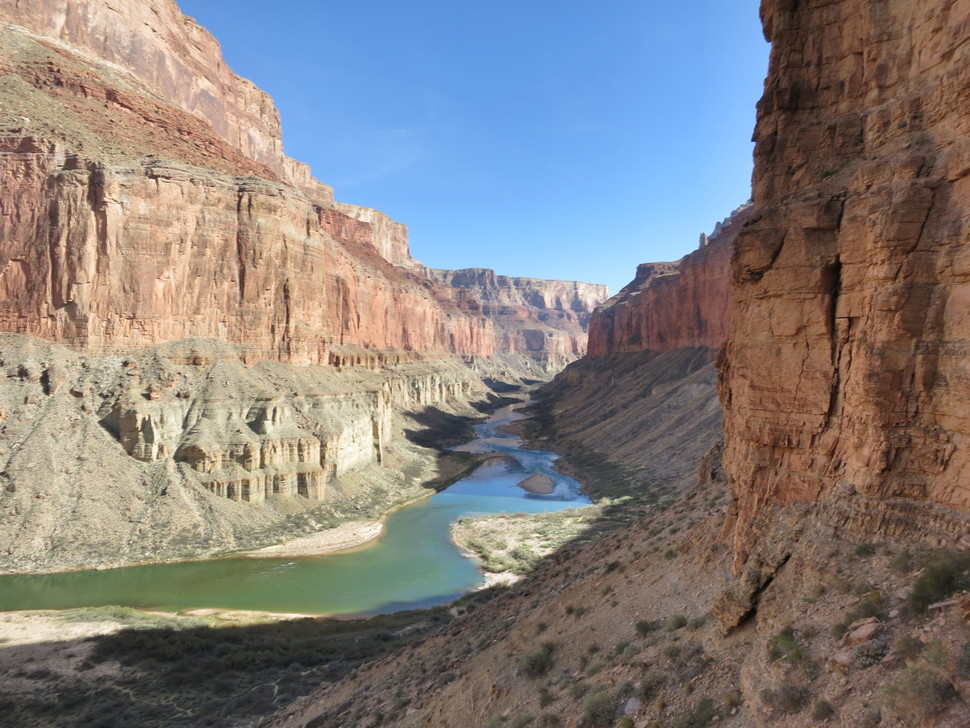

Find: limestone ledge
[0,334,498,572]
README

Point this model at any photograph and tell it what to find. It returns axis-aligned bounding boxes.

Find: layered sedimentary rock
[719,0,970,578]
[0,11,494,364]
[587,204,751,357]
[532,209,744,492]
[426,268,607,369]
[0,0,610,572]
[0,4,604,367]
[0,0,288,176]
[0,333,489,573]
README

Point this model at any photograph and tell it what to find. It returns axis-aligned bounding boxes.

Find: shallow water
[0,403,589,615]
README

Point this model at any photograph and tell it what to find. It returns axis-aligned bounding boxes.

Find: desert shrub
[585,657,608,676]
[760,682,810,714]
[664,613,688,632]
[636,620,660,637]
[894,635,924,661]
[637,672,665,700]
[886,666,957,721]
[582,692,615,727]
[615,718,634,728]
[811,699,835,720]
[768,625,804,663]
[671,697,716,728]
[854,543,877,557]
[522,643,556,678]
[852,639,888,668]
[908,549,970,613]
[723,690,742,709]
[891,549,915,573]
[539,686,557,708]
[509,714,534,728]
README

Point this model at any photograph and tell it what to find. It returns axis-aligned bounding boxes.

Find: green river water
[0,404,590,616]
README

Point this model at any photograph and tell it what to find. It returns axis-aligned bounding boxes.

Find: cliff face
[0,3,606,367]
[528,208,744,495]
[587,204,751,357]
[426,268,608,368]
[0,9,498,364]
[0,0,287,176]
[0,333,490,573]
[720,0,970,574]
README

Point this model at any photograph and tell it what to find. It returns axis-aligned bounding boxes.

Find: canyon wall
[426,268,608,369]
[0,14,495,364]
[531,208,745,493]
[719,0,970,583]
[0,0,288,176]
[0,0,609,571]
[0,6,605,367]
[0,333,491,573]
[587,204,751,357]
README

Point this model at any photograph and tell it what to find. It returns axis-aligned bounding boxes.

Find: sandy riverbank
[245,521,384,559]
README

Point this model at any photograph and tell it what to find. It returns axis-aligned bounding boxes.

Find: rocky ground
[266,475,970,728]
[0,333,522,574]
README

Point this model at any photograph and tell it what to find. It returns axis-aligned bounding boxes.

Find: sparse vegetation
[768,625,804,663]
[812,699,835,720]
[886,666,958,721]
[664,613,688,632]
[522,642,556,678]
[907,549,970,613]
[581,692,615,727]
[760,682,810,714]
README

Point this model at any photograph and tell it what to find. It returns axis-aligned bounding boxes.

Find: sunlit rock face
[719,0,970,573]
[425,268,608,371]
[587,204,751,357]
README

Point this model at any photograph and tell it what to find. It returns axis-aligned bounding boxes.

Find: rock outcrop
[0,3,605,367]
[0,0,288,176]
[587,204,751,357]
[529,207,745,494]
[0,333,490,573]
[719,0,970,577]
[426,268,608,370]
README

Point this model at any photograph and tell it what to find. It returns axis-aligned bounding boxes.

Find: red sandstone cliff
[0,1,605,366]
[719,0,970,584]
[527,207,746,494]
[587,204,751,357]
[425,268,607,367]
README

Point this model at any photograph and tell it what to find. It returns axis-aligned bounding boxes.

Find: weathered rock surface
[719,0,970,573]
[0,6,604,367]
[0,0,611,571]
[587,204,751,357]
[426,268,608,370]
[534,348,722,496]
[530,207,744,496]
[0,0,288,176]
[0,333,490,573]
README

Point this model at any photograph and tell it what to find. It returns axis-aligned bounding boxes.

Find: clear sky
[178,1,769,294]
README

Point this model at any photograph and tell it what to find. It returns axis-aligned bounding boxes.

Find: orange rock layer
[720,0,970,568]
[0,1,605,365]
[587,204,750,357]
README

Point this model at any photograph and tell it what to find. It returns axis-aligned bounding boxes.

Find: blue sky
[178,1,769,294]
